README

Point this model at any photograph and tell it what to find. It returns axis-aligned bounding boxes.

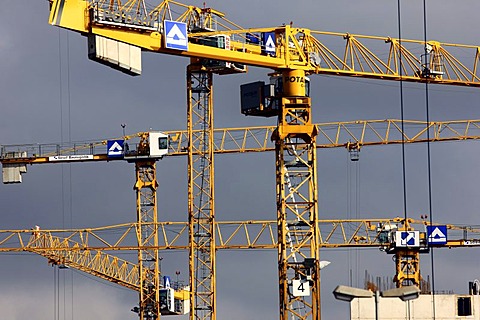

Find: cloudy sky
[1,0,480,319]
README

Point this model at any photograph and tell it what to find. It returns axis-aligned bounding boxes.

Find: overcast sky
[1,0,480,319]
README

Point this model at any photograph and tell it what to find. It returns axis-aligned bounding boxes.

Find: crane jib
[48,0,480,86]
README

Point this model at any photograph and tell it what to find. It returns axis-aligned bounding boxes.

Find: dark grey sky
[1,0,480,319]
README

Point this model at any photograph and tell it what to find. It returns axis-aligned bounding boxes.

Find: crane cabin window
[158,137,168,151]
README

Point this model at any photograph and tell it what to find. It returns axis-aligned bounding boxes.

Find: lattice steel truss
[187,66,216,320]
[134,161,160,320]
[273,71,320,320]
[395,250,421,287]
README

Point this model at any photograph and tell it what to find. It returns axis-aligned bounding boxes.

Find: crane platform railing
[90,0,243,35]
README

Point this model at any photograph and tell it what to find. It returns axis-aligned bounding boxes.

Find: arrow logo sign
[163,276,171,288]
[107,140,124,158]
[427,225,447,245]
[165,21,188,50]
[396,231,420,247]
[262,32,276,56]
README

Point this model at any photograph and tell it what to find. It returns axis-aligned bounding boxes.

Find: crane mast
[187,66,216,320]
[135,159,161,320]
[272,69,320,319]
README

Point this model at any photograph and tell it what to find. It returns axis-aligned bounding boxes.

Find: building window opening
[457,297,472,316]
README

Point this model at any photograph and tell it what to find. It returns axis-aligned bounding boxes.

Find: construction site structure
[2,119,480,318]
[4,119,480,179]
[349,280,480,320]
[5,1,480,319]
[1,210,480,317]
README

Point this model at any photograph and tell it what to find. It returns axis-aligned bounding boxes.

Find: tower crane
[34,1,480,319]
[2,119,480,318]
[4,118,480,170]
[1,215,480,313]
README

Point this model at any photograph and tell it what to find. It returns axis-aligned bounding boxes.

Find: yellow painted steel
[40,1,480,319]
[282,70,307,96]
[29,227,141,290]
[187,66,216,320]
[2,118,480,318]
[273,69,320,320]
[389,217,423,288]
[25,226,190,301]
[134,160,161,319]
[47,0,480,86]
[2,218,479,252]
[394,249,421,288]
[1,218,479,313]
[3,119,480,164]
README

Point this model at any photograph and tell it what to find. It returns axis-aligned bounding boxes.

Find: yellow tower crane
[3,119,480,318]
[2,217,480,283]
[31,1,480,319]
[2,208,480,315]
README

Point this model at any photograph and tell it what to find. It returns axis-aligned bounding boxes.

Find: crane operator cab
[240,75,310,117]
[193,34,247,74]
[122,131,169,160]
[158,275,190,316]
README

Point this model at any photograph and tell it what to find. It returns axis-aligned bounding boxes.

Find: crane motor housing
[240,76,310,117]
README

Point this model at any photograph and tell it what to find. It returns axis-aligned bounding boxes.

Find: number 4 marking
[292,279,310,297]
[298,282,305,292]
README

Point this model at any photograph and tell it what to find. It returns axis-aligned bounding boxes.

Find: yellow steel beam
[28,228,140,290]
[2,119,479,165]
[3,218,478,298]
[134,160,161,319]
[187,67,216,320]
[23,228,188,301]
[48,0,480,85]
[273,70,320,320]
[3,218,478,252]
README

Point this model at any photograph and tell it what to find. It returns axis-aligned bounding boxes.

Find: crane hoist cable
[421,0,437,317]
[57,26,74,320]
[396,0,408,225]
[347,153,361,288]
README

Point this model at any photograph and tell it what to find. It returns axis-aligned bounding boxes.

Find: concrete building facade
[351,294,480,319]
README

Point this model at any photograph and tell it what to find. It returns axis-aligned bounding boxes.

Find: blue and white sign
[164,20,188,51]
[262,32,276,56]
[396,231,420,247]
[163,276,171,288]
[246,33,260,44]
[107,140,124,158]
[427,225,447,245]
